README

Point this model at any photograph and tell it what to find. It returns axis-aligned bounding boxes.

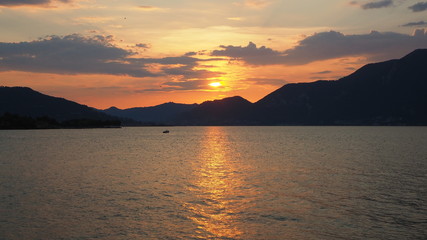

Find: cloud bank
[211,30,427,65]
[0,34,217,81]
[0,34,151,77]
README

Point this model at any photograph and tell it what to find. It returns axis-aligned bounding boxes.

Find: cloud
[409,2,427,12]
[401,20,427,27]
[238,0,274,9]
[184,51,197,56]
[137,5,165,11]
[0,0,71,7]
[211,42,283,65]
[143,80,213,92]
[0,34,219,79]
[135,43,150,49]
[211,30,427,65]
[227,17,244,21]
[312,71,332,74]
[361,0,393,9]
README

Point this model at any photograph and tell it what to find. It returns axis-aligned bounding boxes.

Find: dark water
[1,127,426,239]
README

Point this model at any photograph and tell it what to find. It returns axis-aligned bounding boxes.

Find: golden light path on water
[185,127,255,239]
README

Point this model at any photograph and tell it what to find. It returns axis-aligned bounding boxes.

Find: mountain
[252,49,427,125]
[175,96,253,125]
[175,49,427,125]
[101,102,198,124]
[0,87,120,128]
[2,49,426,127]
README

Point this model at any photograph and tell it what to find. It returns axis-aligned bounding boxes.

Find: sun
[209,82,222,87]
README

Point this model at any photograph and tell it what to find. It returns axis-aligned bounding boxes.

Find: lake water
[1,127,426,239]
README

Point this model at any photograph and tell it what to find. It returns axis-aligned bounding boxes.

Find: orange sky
[0,0,426,109]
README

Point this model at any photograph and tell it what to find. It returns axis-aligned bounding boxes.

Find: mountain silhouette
[175,96,253,125]
[101,102,197,124]
[2,49,426,127]
[0,87,120,128]
[174,49,427,125]
[251,49,427,125]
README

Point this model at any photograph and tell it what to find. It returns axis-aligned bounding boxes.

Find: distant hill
[0,87,120,128]
[174,49,427,125]
[174,96,253,125]
[101,102,198,124]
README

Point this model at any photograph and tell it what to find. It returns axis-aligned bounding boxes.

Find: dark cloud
[211,42,283,65]
[361,0,393,9]
[211,30,427,65]
[0,34,218,79]
[312,71,332,74]
[184,51,197,56]
[0,34,151,76]
[401,20,427,27]
[135,43,150,49]
[0,0,70,6]
[409,2,427,12]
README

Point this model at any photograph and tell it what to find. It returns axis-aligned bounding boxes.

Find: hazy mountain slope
[102,102,198,124]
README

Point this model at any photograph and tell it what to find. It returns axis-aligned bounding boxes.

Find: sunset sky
[1,0,426,109]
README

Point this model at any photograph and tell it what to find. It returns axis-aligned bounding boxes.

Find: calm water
[1,127,426,240]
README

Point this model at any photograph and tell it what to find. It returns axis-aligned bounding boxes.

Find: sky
[0,0,426,109]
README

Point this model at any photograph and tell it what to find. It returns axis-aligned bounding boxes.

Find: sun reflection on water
[186,127,252,239]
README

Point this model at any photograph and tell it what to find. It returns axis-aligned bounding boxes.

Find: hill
[101,102,197,124]
[174,96,253,125]
[0,87,120,128]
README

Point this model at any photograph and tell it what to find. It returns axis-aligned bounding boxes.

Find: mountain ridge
[0,86,118,121]
[1,49,426,126]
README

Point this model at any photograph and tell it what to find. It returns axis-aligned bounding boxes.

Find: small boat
[163,130,170,133]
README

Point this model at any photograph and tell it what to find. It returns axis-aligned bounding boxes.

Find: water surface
[1,127,426,239]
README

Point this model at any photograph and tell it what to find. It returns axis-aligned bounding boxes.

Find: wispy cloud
[227,17,244,21]
[401,20,427,27]
[135,43,151,49]
[142,79,214,92]
[137,5,165,11]
[240,0,274,9]
[361,0,393,9]
[408,2,427,12]
[312,71,332,74]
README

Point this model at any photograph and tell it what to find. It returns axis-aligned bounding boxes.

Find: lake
[1,127,426,239]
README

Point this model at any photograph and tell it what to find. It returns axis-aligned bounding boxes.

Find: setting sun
[209,82,222,87]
